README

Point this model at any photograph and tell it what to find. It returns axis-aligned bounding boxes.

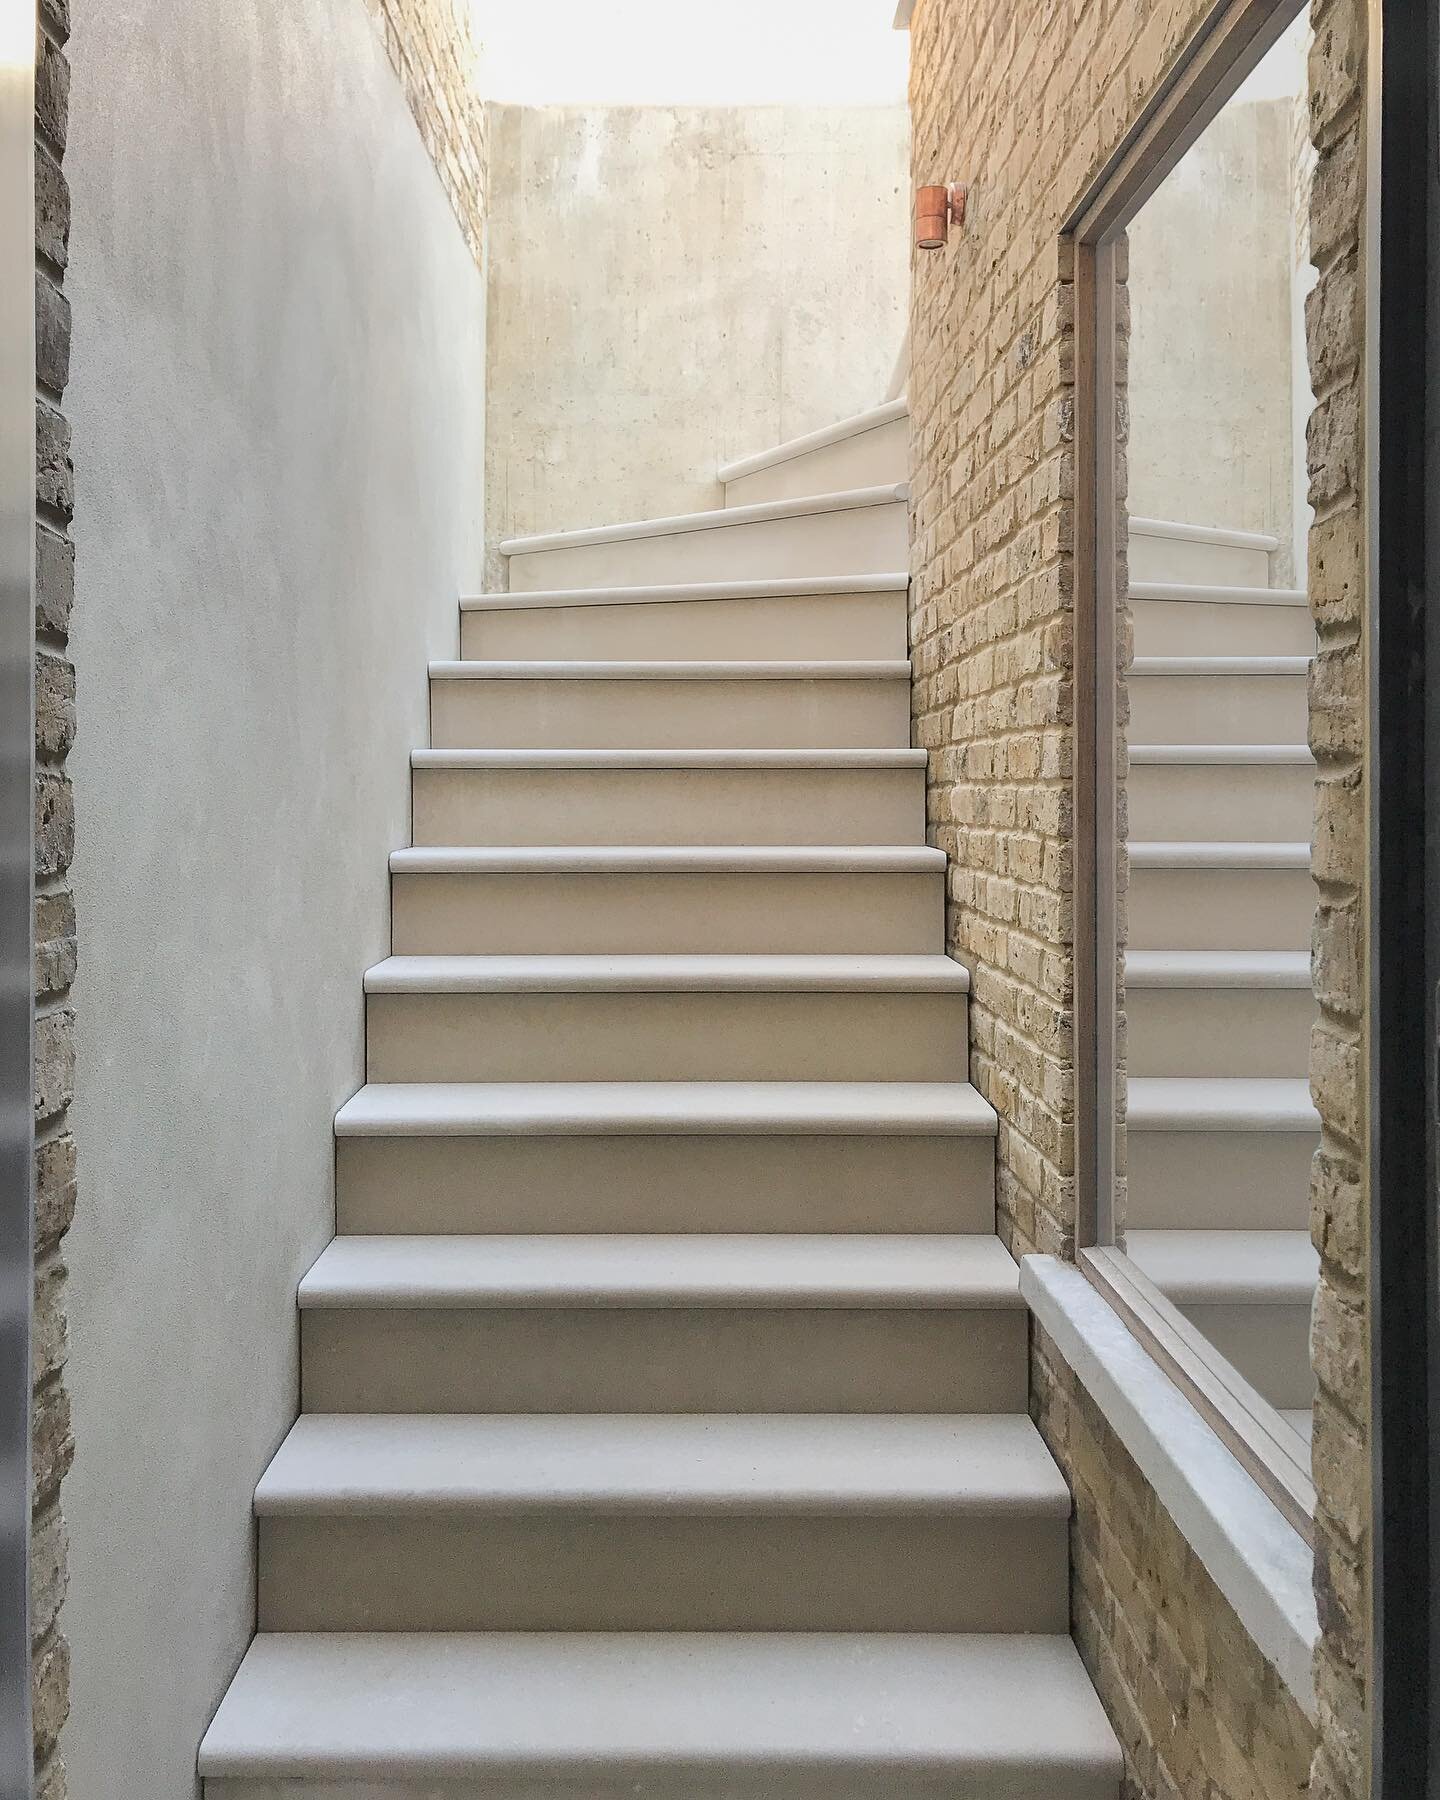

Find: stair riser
[1125,987,1313,1079]
[301,1307,1026,1414]
[724,419,909,508]
[1131,597,1313,658]
[1125,1130,1316,1230]
[1171,1302,1316,1413]
[462,590,909,660]
[365,989,969,1083]
[412,765,926,847]
[391,869,944,956]
[1128,534,1271,587]
[1127,673,1308,745]
[1125,867,1313,952]
[505,502,908,591]
[429,676,912,752]
[1126,763,1313,842]
[257,1513,1068,1633]
[336,1135,997,1235]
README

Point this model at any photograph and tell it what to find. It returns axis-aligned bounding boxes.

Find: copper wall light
[915,183,967,250]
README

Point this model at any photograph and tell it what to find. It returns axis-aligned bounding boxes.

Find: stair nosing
[1127,1076,1318,1132]
[363,953,971,995]
[1125,1228,1319,1307]
[410,747,930,770]
[717,399,909,484]
[460,572,911,611]
[297,1233,1020,1311]
[1128,516,1280,551]
[1128,840,1310,869]
[253,1413,1070,1519]
[428,658,911,682]
[1129,580,1307,606]
[333,1080,999,1139]
[500,484,908,558]
[1129,655,1309,677]
[388,845,947,874]
[1127,743,1314,766]
[1124,950,1311,988]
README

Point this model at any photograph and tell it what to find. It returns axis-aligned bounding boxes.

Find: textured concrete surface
[61,0,485,1793]
[483,104,909,577]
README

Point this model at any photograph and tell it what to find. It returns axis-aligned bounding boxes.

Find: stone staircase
[198,402,1121,1797]
[1123,515,1320,1442]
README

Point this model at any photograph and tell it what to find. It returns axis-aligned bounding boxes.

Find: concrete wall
[60,1,486,1794]
[1127,99,1300,576]
[483,103,909,575]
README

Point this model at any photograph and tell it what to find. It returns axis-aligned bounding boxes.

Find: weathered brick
[33,1008,74,1125]
[34,769,74,881]
[35,142,69,272]
[35,272,71,396]
[33,1134,76,1253]
[34,33,68,156]
[34,889,76,999]
[35,401,73,522]
[35,650,75,761]
[35,525,73,640]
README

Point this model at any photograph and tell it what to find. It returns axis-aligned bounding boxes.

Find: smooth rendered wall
[60,1,485,1793]
[483,103,908,573]
[1127,98,1298,574]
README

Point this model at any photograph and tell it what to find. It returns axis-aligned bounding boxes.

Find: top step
[1128,516,1278,589]
[719,400,910,508]
[501,486,909,593]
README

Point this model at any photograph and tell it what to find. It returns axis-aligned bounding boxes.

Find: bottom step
[201,1632,1120,1799]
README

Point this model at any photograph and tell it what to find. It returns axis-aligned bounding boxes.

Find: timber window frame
[1067,0,1315,1542]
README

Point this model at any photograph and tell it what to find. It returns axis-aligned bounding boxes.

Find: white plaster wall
[1127,99,1299,580]
[484,104,909,568]
[61,2,485,1794]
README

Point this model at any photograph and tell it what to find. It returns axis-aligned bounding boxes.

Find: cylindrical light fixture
[915,182,967,251]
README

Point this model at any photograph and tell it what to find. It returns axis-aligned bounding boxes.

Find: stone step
[388,844,946,956]
[1126,842,1313,952]
[460,574,910,660]
[1127,516,1277,587]
[252,1413,1070,1633]
[1125,1077,1318,1232]
[363,953,970,1083]
[1125,1229,1319,1413]
[428,658,914,752]
[299,1232,1025,1415]
[200,1631,1122,1799]
[501,484,908,590]
[1126,745,1314,842]
[1129,579,1312,658]
[1128,657,1309,745]
[1124,950,1313,1079]
[410,748,928,847]
[333,1079,998,1237]
[719,400,910,507]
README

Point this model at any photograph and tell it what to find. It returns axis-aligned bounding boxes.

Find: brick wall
[33,0,76,1792]
[909,0,1368,1792]
[364,0,487,263]
[1303,0,1369,1791]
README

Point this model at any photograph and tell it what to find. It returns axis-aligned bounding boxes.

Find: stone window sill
[1021,1253,1319,1720]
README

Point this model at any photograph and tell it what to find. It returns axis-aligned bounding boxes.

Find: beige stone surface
[483,102,909,575]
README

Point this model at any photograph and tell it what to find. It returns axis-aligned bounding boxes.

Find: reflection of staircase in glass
[1122,515,1320,1446]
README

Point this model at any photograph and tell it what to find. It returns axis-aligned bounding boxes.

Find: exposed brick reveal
[33,0,76,1786]
[363,0,488,265]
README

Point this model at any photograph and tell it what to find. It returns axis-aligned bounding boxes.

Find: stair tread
[390,844,947,873]
[1130,655,1309,675]
[364,953,970,994]
[500,484,907,557]
[1127,1076,1318,1131]
[1127,743,1314,764]
[299,1232,1020,1310]
[430,658,910,681]
[254,1414,1070,1516]
[718,398,909,484]
[1129,516,1280,551]
[1130,579,1307,606]
[462,573,911,611]
[334,1081,999,1138]
[1125,950,1312,987]
[412,746,929,768]
[1128,840,1310,868]
[199,1630,1121,1785]
[1126,1229,1319,1304]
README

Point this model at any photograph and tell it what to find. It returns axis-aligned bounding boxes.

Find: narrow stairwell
[200,405,1122,1796]
[1123,516,1320,1442]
